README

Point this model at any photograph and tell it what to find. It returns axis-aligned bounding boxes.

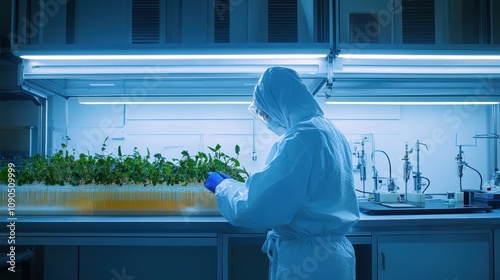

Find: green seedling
[0,137,249,187]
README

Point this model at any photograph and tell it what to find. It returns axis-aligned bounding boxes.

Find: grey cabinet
[495,230,500,280]
[221,233,373,280]
[79,245,217,280]
[223,234,269,280]
[40,237,219,280]
[375,231,492,280]
[8,217,499,280]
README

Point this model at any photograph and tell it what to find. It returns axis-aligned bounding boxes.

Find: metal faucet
[353,137,368,196]
[413,140,428,193]
[456,134,479,190]
[402,142,413,198]
[371,149,392,194]
[455,145,465,182]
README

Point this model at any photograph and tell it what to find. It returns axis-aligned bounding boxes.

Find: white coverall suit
[215,67,360,280]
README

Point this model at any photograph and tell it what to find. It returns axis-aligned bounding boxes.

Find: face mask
[267,117,286,136]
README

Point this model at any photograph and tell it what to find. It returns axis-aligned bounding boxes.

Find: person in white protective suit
[204,66,360,280]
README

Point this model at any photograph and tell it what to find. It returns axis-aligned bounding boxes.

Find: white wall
[63,98,493,195]
[47,95,68,154]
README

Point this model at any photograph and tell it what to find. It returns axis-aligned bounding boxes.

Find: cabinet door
[223,234,269,280]
[377,232,491,280]
[45,246,79,280]
[79,244,217,280]
[495,230,500,280]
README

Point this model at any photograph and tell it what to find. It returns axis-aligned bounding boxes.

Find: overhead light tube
[324,96,500,105]
[77,97,252,105]
[21,54,328,60]
[325,101,500,105]
[337,54,500,60]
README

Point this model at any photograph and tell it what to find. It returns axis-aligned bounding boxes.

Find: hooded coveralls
[215,67,360,280]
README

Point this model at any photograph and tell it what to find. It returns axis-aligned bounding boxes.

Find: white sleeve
[215,135,314,228]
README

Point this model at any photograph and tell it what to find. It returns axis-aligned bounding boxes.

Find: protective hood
[252,67,324,129]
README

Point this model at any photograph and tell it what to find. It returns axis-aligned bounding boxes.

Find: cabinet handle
[381,252,385,270]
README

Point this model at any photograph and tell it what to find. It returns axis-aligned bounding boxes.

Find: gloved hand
[218,172,231,180]
[204,172,231,193]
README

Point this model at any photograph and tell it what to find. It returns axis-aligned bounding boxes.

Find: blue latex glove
[218,172,231,180]
[204,172,231,193]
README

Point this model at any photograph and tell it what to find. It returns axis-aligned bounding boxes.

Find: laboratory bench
[1,211,499,280]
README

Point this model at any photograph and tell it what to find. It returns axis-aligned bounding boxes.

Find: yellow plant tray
[0,184,218,216]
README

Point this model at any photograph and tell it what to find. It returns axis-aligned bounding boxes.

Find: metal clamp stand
[455,134,489,207]
[402,142,413,201]
[455,134,478,191]
[371,149,392,202]
[413,140,428,193]
[473,133,500,189]
[353,137,368,197]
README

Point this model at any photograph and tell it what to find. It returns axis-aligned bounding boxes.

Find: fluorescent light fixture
[334,53,500,77]
[325,101,500,105]
[325,96,500,105]
[88,83,115,87]
[81,101,252,105]
[21,54,328,60]
[24,65,321,76]
[337,54,500,60]
[77,97,252,105]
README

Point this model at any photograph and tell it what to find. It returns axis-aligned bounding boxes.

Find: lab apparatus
[370,149,399,203]
[366,140,432,205]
